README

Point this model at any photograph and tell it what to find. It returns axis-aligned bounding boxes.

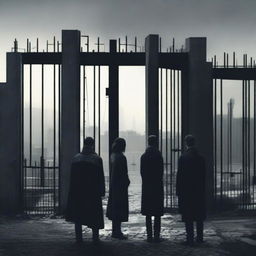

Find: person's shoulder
[72,153,84,162]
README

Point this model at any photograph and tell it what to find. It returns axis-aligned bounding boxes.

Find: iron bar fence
[159,68,182,211]
[23,159,59,215]
[22,62,61,215]
[213,78,256,210]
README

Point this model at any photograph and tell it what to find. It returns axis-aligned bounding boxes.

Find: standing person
[140,135,164,243]
[176,135,206,246]
[106,138,130,239]
[65,137,105,243]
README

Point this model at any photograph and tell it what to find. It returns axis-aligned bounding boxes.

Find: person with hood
[106,137,130,239]
[66,137,105,243]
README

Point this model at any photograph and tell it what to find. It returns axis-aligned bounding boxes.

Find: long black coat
[140,146,164,216]
[176,147,206,222]
[65,148,105,229]
[106,152,130,222]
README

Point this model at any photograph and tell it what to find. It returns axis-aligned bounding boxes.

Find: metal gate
[159,66,182,211]
[213,54,256,210]
[22,39,61,214]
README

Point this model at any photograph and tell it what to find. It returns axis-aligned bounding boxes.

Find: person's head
[184,134,195,148]
[148,135,158,148]
[112,138,126,153]
[83,136,95,150]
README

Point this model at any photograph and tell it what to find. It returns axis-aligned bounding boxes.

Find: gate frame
[0,30,214,214]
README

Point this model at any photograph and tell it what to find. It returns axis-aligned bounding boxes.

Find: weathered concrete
[183,38,214,210]
[60,30,81,213]
[108,40,119,157]
[0,53,22,214]
[145,35,159,145]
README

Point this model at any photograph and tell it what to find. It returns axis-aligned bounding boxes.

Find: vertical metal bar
[125,36,128,52]
[37,38,39,52]
[177,70,180,152]
[21,64,24,212]
[248,80,251,209]
[93,66,96,142]
[227,101,230,174]
[83,66,86,141]
[98,66,101,156]
[170,69,173,208]
[165,69,168,208]
[159,37,162,53]
[53,36,56,52]
[58,63,61,213]
[233,52,235,68]
[242,79,245,209]
[160,68,163,153]
[253,79,256,207]
[27,39,29,52]
[29,65,32,166]
[24,159,27,213]
[32,162,34,214]
[118,38,121,52]
[41,64,44,188]
[97,37,100,52]
[214,78,217,202]
[53,62,56,212]
[172,38,175,52]
[220,79,223,205]
[173,70,176,182]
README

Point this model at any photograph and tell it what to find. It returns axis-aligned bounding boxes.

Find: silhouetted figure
[140,135,164,243]
[106,138,130,240]
[65,137,105,243]
[176,135,206,246]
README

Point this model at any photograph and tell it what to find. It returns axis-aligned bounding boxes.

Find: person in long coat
[140,135,164,243]
[65,137,105,243]
[106,138,130,239]
[176,135,206,246]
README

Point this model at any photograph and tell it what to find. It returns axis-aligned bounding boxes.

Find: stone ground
[0,181,256,255]
[0,214,256,256]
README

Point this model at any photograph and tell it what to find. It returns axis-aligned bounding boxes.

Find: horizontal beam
[213,68,256,80]
[159,52,188,69]
[80,52,145,65]
[22,53,62,64]
[21,52,187,69]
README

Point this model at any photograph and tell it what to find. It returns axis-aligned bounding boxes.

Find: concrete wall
[145,35,159,145]
[0,53,22,214]
[60,30,81,213]
[183,38,214,210]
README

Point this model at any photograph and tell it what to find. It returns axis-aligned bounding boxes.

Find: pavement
[0,213,256,256]
[0,180,256,255]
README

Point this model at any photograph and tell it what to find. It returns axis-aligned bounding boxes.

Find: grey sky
[0,0,255,54]
[0,0,255,133]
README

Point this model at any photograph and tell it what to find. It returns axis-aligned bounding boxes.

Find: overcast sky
[0,0,255,133]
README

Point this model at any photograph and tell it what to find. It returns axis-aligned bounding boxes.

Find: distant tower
[227,98,234,173]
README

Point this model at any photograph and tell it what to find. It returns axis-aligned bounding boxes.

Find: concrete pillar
[183,37,214,210]
[0,53,22,214]
[108,40,119,156]
[145,35,159,145]
[60,30,81,213]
